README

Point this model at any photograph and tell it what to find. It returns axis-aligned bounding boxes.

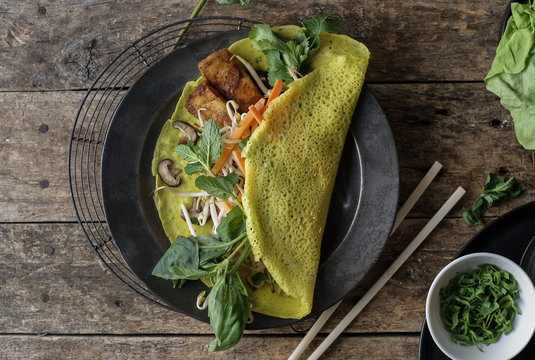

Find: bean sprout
[197,108,207,127]
[196,291,208,310]
[181,203,197,237]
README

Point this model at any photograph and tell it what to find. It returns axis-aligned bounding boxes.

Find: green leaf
[197,234,233,265]
[462,173,521,226]
[197,119,222,167]
[207,273,249,352]
[485,3,535,149]
[301,13,343,39]
[175,143,198,163]
[151,236,199,280]
[195,172,238,199]
[249,13,343,86]
[216,206,246,243]
[184,162,205,175]
[249,24,288,52]
[168,265,214,280]
[239,135,250,150]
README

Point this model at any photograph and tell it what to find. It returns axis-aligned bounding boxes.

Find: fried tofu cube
[198,48,262,113]
[185,81,230,128]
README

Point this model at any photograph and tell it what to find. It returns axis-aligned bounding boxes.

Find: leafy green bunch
[462,173,521,226]
[249,13,343,85]
[152,119,249,351]
[439,263,520,350]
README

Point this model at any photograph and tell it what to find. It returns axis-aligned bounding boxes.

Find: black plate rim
[101,29,399,329]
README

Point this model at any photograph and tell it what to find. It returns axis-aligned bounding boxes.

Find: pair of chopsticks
[288,161,466,360]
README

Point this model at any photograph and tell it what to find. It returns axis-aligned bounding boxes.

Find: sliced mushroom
[158,159,181,187]
[173,121,199,145]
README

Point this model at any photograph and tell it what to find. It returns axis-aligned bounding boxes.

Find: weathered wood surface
[2,0,534,358]
[0,0,509,91]
[1,84,533,222]
[0,220,483,335]
[1,334,419,360]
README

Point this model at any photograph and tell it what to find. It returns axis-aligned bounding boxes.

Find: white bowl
[426,252,535,360]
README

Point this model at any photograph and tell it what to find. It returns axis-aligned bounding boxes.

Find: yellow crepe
[152,26,369,319]
[229,28,369,318]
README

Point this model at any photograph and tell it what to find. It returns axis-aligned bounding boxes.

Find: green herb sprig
[249,13,343,86]
[462,173,521,226]
[439,263,520,350]
[154,119,250,351]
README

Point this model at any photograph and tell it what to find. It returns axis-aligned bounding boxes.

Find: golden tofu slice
[198,48,262,113]
[184,81,230,128]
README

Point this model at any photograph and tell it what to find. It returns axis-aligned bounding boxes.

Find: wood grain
[0,220,476,335]
[0,0,509,91]
[1,84,533,222]
[0,334,419,360]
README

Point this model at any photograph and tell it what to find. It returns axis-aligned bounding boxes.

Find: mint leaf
[197,119,221,167]
[184,162,205,175]
[175,143,198,163]
[195,172,238,199]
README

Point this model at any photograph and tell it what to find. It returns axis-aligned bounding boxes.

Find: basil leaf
[195,172,238,199]
[216,206,246,243]
[168,265,215,280]
[151,236,199,280]
[184,162,205,175]
[197,119,221,167]
[197,234,233,265]
[207,273,249,352]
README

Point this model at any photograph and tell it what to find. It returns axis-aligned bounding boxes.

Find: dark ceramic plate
[418,201,535,359]
[101,30,399,329]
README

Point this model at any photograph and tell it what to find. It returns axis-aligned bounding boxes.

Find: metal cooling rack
[68,17,257,309]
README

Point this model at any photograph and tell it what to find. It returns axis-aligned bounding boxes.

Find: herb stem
[199,232,247,249]
[173,0,207,48]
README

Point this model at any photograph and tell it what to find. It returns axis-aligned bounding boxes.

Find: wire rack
[68,17,258,310]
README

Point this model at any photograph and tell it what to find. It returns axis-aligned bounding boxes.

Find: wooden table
[1,1,533,358]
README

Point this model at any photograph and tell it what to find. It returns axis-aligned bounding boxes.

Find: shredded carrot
[251,122,258,132]
[264,79,283,110]
[237,192,242,202]
[249,104,264,125]
[232,149,246,176]
[219,201,233,213]
[211,98,265,174]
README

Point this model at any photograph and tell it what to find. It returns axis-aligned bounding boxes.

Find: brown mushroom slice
[158,159,181,187]
[173,121,199,145]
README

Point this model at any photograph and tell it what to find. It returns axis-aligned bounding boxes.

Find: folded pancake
[228,27,370,318]
[152,26,369,319]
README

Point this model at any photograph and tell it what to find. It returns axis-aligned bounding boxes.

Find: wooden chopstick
[306,186,466,360]
[287,161,443,360]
